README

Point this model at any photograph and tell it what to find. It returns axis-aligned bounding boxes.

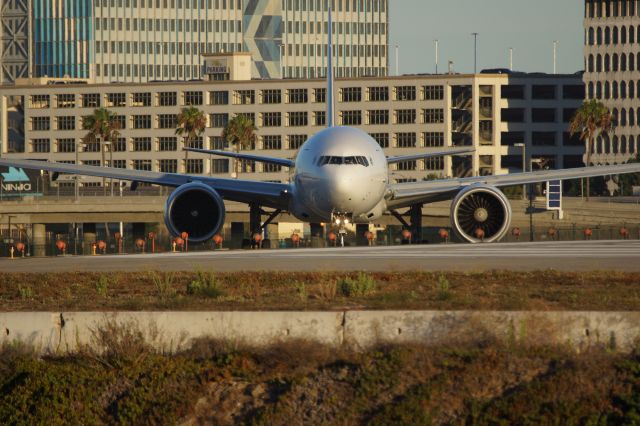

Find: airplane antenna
[326,3,335,127]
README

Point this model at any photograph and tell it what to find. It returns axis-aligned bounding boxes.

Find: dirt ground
[0,270,639,311]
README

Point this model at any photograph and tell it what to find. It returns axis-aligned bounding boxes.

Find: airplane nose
[327,174,355,208]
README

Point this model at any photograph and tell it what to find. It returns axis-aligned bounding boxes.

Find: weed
[294,282,308,301]
[17,285,32,300]
[339,272,376,297]
[148,271,176,299]
[95,275,109,298]
[316,280,337,300]
[186,270,224,299]
[436,275,451,301]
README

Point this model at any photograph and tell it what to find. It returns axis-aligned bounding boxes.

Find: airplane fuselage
[289,126,389,224]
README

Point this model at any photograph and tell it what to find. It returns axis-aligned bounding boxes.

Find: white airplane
[2,9,640,244]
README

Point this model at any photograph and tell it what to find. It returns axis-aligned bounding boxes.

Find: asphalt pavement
[0,240,638,273]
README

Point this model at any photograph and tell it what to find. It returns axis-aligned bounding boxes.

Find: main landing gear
[249,203,282,247]
[390,203,423,243]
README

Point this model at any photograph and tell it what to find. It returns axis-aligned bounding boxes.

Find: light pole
[395,44,399,76]
[103,141,113,196]
[279,43,285,79]
[75,140,81,201]
[434,39,439,74]
[553,41,558,74]
[515,143,526,200]
[472,32,479,73]
[509,47,513,71]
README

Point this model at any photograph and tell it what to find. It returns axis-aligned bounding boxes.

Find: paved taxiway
[1,240,639,273]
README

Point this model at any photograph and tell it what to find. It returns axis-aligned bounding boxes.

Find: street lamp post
[75,140,81,201]
[103,141,113,196]
[434,39,439,74]
[472,32,479,73]
[515,143,526,200]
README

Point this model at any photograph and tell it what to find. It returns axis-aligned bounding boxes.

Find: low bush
[338,272,376,297]
[186,270,224,299]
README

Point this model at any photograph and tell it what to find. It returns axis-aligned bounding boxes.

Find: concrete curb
[1,311,639,354]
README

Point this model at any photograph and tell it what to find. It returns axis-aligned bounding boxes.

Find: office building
[0,0,389,83]
[584,0,640,164]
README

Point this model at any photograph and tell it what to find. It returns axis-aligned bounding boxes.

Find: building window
[532,132,556,146]
[159,137,178,151]
[423,85,444,100]
[341,87,362,102]
[132,92,152,107]
[113,138,126,152]
[368,86,389,101]
[31,95,50,109]
[185,159,203,174]
[158,92,177,106]
[57,116,75,131]
[264,163,282,173]
[159,159,178,173]
[532,108,556,123]
[158,114,178,129]
[106,93,126,107]
[423,109,444,124]
[262,89,282,104]
[133,115,152,129]
[341,110,362,125]
[184,91,203,105]
[112,160,127,168]
[262,112,282,127]
[314,88,326,103]
[501,108,525,123]
[57,139,76,153]
[211,159,229,174]
[424,132,444,147]
[56,94,75,108]
[133,137,152,151]
[209,91,229,105]
[233,90,255,105]
[370,133,389,148]
[133,159,152,171]
[185,136,204,149]
[210,113,229,128]
[395,86,416,101]
[288,88,308,103]
[314,111,326,126]
[32,139,50,153]
[396,132,417,148]
[83,141,100,152]
[263,135,282,150]
[425,156,444,170]
[368,110,389,125]
[501,85,525,100]
[531,85,556,100]
[289,134,307,150]
[82,94,101,108]
[32,116,50,131]
[288,111,308,126]
[396,160,417,171]
[396,109,416,124]
[210,136,228,150]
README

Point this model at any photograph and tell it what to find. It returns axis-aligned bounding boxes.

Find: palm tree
[82,108,121,195]
[221,115,257,178]
[569,99,614,200]
[175,106,207,170]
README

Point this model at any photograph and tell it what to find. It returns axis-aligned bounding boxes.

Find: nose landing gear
[331,212,353,247]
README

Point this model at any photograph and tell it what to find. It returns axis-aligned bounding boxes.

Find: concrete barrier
[1,311,639,354]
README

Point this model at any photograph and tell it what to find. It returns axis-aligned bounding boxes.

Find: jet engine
[164,182,225,243]
[450,184,511,243]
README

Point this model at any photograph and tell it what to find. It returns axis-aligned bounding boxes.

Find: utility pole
[472,32,479,73]
[434,39,439,74]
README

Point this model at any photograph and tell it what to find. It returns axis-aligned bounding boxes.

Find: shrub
[339,272,376,297]
[186,270,224,299]
[95,275,109,298]
[17,285,32,300]
[148,271,176,299]
[436,275,451,301]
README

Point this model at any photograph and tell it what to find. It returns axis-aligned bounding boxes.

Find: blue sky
[389,0,584,75]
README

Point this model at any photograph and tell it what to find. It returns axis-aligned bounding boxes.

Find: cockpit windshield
[317,156,369,167]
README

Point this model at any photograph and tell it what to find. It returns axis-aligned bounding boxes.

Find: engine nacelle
[451,184,512,243]
[164,182,225,243]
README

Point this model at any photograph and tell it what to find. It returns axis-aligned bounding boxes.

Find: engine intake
[164,182,225,243]
[451,184,511,243]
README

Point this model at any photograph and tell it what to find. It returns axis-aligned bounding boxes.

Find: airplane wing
[0,158,291,209]
[386,163,640,209]
[184,148,296,168]
[386,147,474,164]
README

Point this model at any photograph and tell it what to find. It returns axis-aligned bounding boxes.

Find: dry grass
[0,270,639,312]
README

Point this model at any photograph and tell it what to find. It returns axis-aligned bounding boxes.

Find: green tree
[82,108,121,194]
[569,99,614,200]
[221,115,257,178]
[175,106,207,169]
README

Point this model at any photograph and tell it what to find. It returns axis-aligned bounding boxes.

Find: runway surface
[1,240,639,273]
